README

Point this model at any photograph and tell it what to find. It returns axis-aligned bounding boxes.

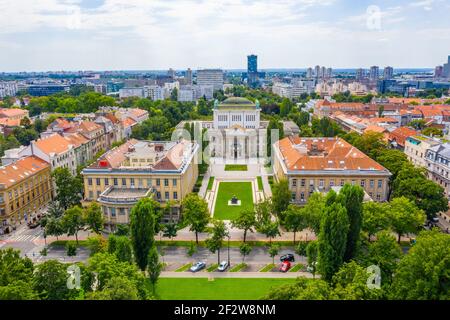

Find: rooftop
[217,97,257,110]
[0,156,50,189]
[276,136,390,174]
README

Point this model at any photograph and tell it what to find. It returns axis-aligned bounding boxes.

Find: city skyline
[1,0,450,72]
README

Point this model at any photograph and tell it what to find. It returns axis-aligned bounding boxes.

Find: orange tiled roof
[0,108,28,118]
[276,136,388,173]
[368,117,398,123]
[121,117,137,128]
[388,127,417,147]
[0,118,21,127]
[78,121,102,133]
[64,133,89,148]
[34,134,72,155]
[130,108,148,118]
[0,156,49,188]
[364,125,387,134]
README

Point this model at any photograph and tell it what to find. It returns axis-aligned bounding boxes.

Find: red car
[279,261,291,272]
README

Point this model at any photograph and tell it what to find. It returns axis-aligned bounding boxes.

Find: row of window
[290,178,384,189]
[9,192,51,214]
[291,191,383,202]
[7,179,51,201]
[88,190,178,201]
[88,177,178,188]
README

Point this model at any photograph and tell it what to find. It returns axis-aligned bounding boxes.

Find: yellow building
[82,139,199,228]
[273,136,391,204]
[0,156,53,233]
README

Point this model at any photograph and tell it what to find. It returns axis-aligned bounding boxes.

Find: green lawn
[259,264,276,272]
[257,176,263,191]
[224,164,248,171]
[207,177,214,191]
[214,182,254,220]
[175,263,192,272]
[156,278,295,300]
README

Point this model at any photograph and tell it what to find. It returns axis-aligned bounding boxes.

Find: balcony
[98,186,155,205]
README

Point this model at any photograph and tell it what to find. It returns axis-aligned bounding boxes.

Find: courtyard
[213,181,254,220]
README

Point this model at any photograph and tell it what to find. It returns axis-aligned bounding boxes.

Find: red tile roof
[0,156,50,188]
[388,127,417,147]
[34,134,72,155]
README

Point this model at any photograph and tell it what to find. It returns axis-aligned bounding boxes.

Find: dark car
[28,222,40,229]
[280,254,295,262]
[279,261,291,272]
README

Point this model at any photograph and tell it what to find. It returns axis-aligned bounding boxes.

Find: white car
[190,262,206,272]
[218,261,229,272]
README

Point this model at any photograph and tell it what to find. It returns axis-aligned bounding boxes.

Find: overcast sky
[1,0,449,71]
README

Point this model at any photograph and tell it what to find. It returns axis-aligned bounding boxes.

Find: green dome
[218,97,257,110]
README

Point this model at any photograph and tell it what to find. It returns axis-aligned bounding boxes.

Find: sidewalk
[160,271,315,279]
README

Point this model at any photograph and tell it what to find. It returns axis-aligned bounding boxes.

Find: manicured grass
[259,264,276,272]
[230,263,247,272]
[224,164,248,171]
[49,240,88,248]
[214,182,254,220]
[156,240,296,247]
[207,177,214,191]
[156,278,296,300]
[257,176,263,191]
[289,264,304,272]
[207,264,219,272]
[175,263,192,272]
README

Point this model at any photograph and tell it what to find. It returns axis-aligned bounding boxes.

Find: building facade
[405,135,442,168]
[0,156,53,234]
[82,139,199,227]
[196,69,224,92]
[273,136,391,204]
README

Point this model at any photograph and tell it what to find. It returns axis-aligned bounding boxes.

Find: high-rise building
[196,69,224,92]
[326,68,333,79]
[356,68,366,81]
[247,55,258,87]
[186,68,193,85]
[314,65,321,79]
[434,66,444,78]
[320,67,326,79]
[443,56,450,78]
[306,68,313,79]
[369,66,380,81]
[168,68,176,79]
[383,66,394,80]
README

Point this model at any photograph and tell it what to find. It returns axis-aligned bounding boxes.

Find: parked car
[190,262,206,272]
[28,222,40,229]
[431,217,439,224]
[279,261,291,272]
[218,261,229,272]
[280,254,295,262]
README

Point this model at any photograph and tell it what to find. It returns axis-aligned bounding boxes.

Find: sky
[0,0,450,71]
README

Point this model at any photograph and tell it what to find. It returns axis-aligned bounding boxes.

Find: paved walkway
[160,271,315,279]
[198,170,211,198]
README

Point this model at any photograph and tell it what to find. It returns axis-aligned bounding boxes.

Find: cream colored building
[273,136,391,204]
[404,135,441,168]
[82,139,199,228]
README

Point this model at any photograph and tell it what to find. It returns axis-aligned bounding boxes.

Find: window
[164,179,169,187]
[173,179,177,186]
[147,179,152,187]
[156,192,161,199]
[330,180,335,187]
[96,178,101,186]
[377,180,382,189]
[97,191,101,198]
[291,193,296,201]
[165,192,170,200]
[130,178,135,187]
[122,178,126,186]
[173,192,178,200]
[370,179,374,188]
[138,179,143,187]
[301,179,305,187]
[89,191,93,199]
[319,179,324,188]
[309,179,314,186]
[340,179,345,186]
[104,178,109,186]
[376,194,381,201]
[88,178,92,186]
[119,208,126,216]
[300,192,305,201]
[292,179,297,187]
[156,179,161,186]
[351,180,356,186]
[114,178,118,186]
[360,180,365,187]
[111,207,116,217]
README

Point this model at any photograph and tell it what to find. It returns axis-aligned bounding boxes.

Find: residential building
[405,135,441,168]
[369,66,380,81]
[82,139,199,227]
[0,82,18,98]
[27,85,69,97]
[426,142,450,198]
[388,127,417,150]
[356,68,366,81]
[197,69,224,92]
[178,86,196,102]
[383,66,394,80]
[0,108,29,127]
[119,87,144,99]
[273,136,391,204]
[186,68,193,86]
[0,156,53,233]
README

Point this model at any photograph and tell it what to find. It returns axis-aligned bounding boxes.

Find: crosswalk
[0,227,43,243]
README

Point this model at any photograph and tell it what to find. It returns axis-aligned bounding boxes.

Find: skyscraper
[383,66,394,80]
[369,66,379,81]
[168,68,175,79]
[186,68,192,85]
[443,56,450,78]
[247,54,258,87]
[314,65,320,79]
[306,68,313,79]
[197,69,224,92]
[356,68,365,81]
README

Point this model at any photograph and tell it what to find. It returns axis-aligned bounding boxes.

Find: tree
[114,236,133,263]
[52,167,83,210]
[87,277,139,300]
[264,277,330,300]
[268,243,280,264]
[306,241,318,278]
[301,192,325,235]
[366,231,402,285]
[147,244,163,293]
[266,117,284,157]
[83,202,104,234]
[86,235,107,256]
[388,197,426,243]
[205,220,229,265]
[392,164,448,220]
[260,221,280,243]
[318,198,350,282]
[280,98,292,117]
[271,179,291,220]
[283,205,308,244]
[239,243,252,263]
[231,209,256,243]
[62,206,85,244]
[339,184,364,261]
[33,260,70,300]
[43,216,65,240]
[410,119,426,130]
[0,248,34,287]
[0,280,38,300]
[181,194,210,244]
[390,229,450,300]
[422,126,443,137]
[362,202,390,241]
[130,198,158,271]
[162,222,178,241]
